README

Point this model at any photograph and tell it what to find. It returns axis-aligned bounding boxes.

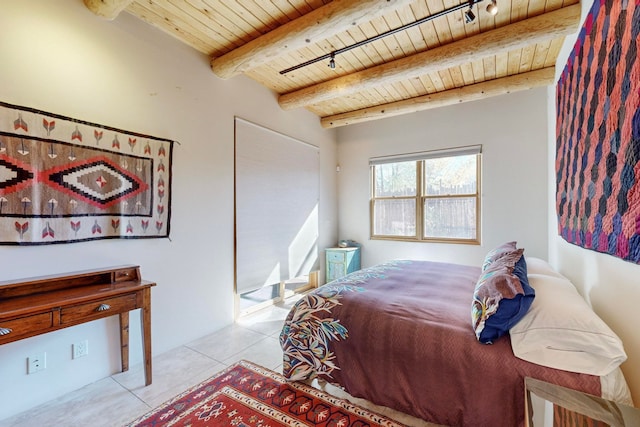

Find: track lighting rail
[280,0,494,75]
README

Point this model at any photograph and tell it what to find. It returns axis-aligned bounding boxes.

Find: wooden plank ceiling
[84,0,581,128]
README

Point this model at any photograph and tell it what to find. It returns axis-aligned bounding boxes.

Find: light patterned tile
[236,293,305,337]
[1,377,148,427]
[112,346,225,408]
[236,306,289,336]
[223,335,283,371]
[184,324,269,361]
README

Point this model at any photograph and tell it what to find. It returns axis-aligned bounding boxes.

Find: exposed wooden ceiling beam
[83,0,132,20]
[210,0,416,80]
[320,67,556,128]
[279,4,580,111]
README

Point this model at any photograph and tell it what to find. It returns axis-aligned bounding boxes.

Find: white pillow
[524,256,567,279]
[510,274,627,376]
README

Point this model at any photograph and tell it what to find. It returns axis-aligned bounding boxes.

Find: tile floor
[0,296,435,427]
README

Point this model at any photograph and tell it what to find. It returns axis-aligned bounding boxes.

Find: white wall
[0,0,337,420]
[548,0,640,405]
[336,88,549,267]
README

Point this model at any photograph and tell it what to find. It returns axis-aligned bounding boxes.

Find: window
[235,118,319,316]
[370,145,481,244]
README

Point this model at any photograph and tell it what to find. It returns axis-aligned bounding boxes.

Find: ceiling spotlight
[486,0,498,16]
[464,8,475,23]
[464,0,476,23]
[328,53,336,69]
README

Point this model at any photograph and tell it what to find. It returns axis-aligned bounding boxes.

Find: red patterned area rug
[128,360,405,427]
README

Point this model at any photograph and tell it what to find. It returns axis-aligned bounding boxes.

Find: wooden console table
[0,265,155,385]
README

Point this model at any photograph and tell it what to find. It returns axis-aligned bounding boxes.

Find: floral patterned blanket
[279,260,601,427]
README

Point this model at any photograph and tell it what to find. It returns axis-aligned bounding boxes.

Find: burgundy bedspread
[279,260,601,427]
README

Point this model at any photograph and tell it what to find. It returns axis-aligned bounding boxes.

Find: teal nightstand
[325,247,361,283]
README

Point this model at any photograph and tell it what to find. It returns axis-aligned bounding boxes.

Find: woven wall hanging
[0,101,173,245]
[556,0,640,263]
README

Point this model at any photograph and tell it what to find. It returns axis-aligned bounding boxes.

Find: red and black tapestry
[556,0,640,263]
[0,101,172,245]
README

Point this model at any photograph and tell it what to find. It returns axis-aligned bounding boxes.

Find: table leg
[119,312,130,372]
[141,287,152,385]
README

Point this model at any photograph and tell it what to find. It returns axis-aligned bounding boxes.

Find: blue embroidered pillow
[472,252,535,344]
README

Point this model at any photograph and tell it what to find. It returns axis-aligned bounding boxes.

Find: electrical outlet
[27,352,47,374]
[72,340,89,359]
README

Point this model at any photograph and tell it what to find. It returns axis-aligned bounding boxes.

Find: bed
[278,246,632,427]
